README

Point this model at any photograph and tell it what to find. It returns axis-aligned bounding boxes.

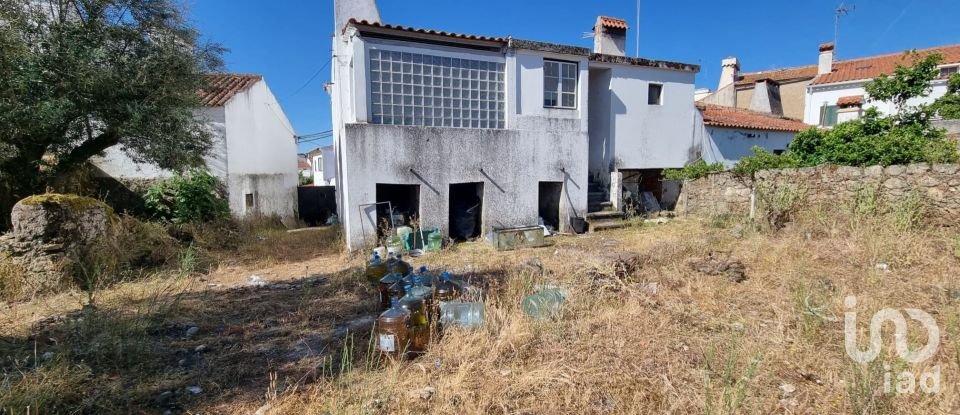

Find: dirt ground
[3,211,960,414]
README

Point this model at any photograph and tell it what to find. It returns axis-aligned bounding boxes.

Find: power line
[291,58,333,97]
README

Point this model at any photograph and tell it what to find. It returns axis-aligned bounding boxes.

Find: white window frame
[543,60,578,109]
[647,83,664,106]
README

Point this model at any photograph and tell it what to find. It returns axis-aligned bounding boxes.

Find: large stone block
[12,194,113,245]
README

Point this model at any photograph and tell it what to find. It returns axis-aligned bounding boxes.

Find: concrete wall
[680,163,960,225]
[589,63,697,174]
[804,80,950,125]
[340,124,588,249]
[223,80,299,221]
[737,79,811,120]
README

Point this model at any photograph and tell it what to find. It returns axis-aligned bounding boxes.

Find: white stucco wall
[588,63,697,174]
[223,80,299,221]
[91,107,227,181]
[693,110,796,167]
[804,79,949,125]
[340,124,588,250]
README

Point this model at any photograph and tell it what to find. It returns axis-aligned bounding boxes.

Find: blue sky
[187,0,960,153]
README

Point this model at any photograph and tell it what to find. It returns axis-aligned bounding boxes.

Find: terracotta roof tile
[812,44,960,85]
[198,74,262,107]
[598,16,629,30]
[347,19,505,43]
[837,95,864,107]
[697,103,811,132]
[736,65,818,87]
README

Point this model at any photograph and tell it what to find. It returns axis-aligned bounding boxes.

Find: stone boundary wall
[679,163,960,221]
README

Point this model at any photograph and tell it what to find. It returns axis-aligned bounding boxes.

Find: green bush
[663,160,725,181]
[731,147,803,178]
[144,169,229,224]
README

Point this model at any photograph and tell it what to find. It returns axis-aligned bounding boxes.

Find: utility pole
[635,0,640,57]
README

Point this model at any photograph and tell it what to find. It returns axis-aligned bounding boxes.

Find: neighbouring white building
[694,103,809,167]
[305,145,337,186]
[699,42,960,129]
[91,74,300,222]
[804,43,960,127]
[331,1,700,249]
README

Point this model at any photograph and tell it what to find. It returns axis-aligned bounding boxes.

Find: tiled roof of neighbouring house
[598,16,629,30]
[736,65,819,87]
[697,103,811,132]
[812,44,960,85]
[198,74,262,107]
[837,95,864,107]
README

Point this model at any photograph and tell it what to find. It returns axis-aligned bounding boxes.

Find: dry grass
[3,197,960,414]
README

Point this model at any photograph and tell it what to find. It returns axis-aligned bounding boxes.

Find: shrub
[144,169,229,224]
[663,160,726,181]
[731,147,803,178]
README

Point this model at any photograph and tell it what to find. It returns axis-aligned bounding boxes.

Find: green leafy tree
[0,0,224,229]
[931,73,960,119]
[863,52,942,113]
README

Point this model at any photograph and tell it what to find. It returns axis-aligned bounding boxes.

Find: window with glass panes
[543,60,577,109]
[369,49,505,129]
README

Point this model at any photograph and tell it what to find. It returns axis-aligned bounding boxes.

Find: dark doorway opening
[538,182,563,230]
[376,184,420,235]
[449,182,483,241]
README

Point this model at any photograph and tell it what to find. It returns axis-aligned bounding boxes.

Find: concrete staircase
[587,180,612,213]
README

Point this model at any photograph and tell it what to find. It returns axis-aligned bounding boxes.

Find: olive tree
[0,0,224,229]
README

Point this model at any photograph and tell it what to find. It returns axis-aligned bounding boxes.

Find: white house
[694,103,810,167]
[91,74,300,222]
[306,145,337,187]
[330,1,700,249]
[804,43,960,127]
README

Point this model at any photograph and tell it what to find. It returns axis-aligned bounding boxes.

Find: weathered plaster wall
[600,64,697,170]
[737,79,811,120]
[680,163,960,223]
[223,80,299,221]
[340,124,589,250]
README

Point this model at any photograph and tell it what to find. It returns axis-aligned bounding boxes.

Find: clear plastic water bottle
[521,288,566,320]
[377,297,410,359]
[404,266,431,287]
[439,301,484,329]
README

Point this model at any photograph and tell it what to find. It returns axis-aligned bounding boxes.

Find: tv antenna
[834,2,855,53]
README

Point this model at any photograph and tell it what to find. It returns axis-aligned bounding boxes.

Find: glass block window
[368,49,506,129]
[543,60,577,109]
